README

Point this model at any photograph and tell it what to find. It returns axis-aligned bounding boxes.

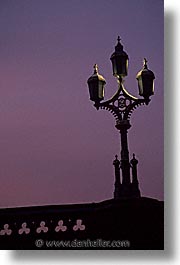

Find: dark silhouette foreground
[0,197,164,250]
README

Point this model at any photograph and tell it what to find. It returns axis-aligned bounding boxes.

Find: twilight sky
[0,0,163,207]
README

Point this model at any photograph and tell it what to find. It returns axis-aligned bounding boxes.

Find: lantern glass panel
[88,81,98,101]
[138,76,143,96]
[112,57,117,76]
[142,76,154,97]
[88,80,105,102]
[112,56,128,77]
[98,81,105,100]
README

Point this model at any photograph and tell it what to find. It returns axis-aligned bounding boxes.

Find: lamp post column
[116,120,131,187]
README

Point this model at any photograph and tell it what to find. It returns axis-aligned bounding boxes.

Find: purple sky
[0,0,163,207]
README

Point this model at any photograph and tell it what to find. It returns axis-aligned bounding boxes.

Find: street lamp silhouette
[87,37,155,199]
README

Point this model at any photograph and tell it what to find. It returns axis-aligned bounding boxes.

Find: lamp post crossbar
[95,79,150,122]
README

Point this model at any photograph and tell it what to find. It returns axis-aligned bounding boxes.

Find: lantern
[87,64,106,103]
[136,58,155,100]
[110,36,129,78]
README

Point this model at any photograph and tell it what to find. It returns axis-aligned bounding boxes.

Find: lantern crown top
[142,58,155,77]
[87,64,106,83]
[115,36,124,53]
[136,58,155,79]
[87,64,106,85]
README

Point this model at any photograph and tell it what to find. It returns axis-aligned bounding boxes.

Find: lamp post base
[113,153,141,199]
[114,183,141,200]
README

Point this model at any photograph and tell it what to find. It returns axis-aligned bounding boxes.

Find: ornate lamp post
[87,37,155,199]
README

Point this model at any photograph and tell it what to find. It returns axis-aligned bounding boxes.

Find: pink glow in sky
[0,0,163,207]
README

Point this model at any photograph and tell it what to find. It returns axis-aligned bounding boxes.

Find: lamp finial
[94,64,98,74]
[117,36,121,43]
[143,58,148,69]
